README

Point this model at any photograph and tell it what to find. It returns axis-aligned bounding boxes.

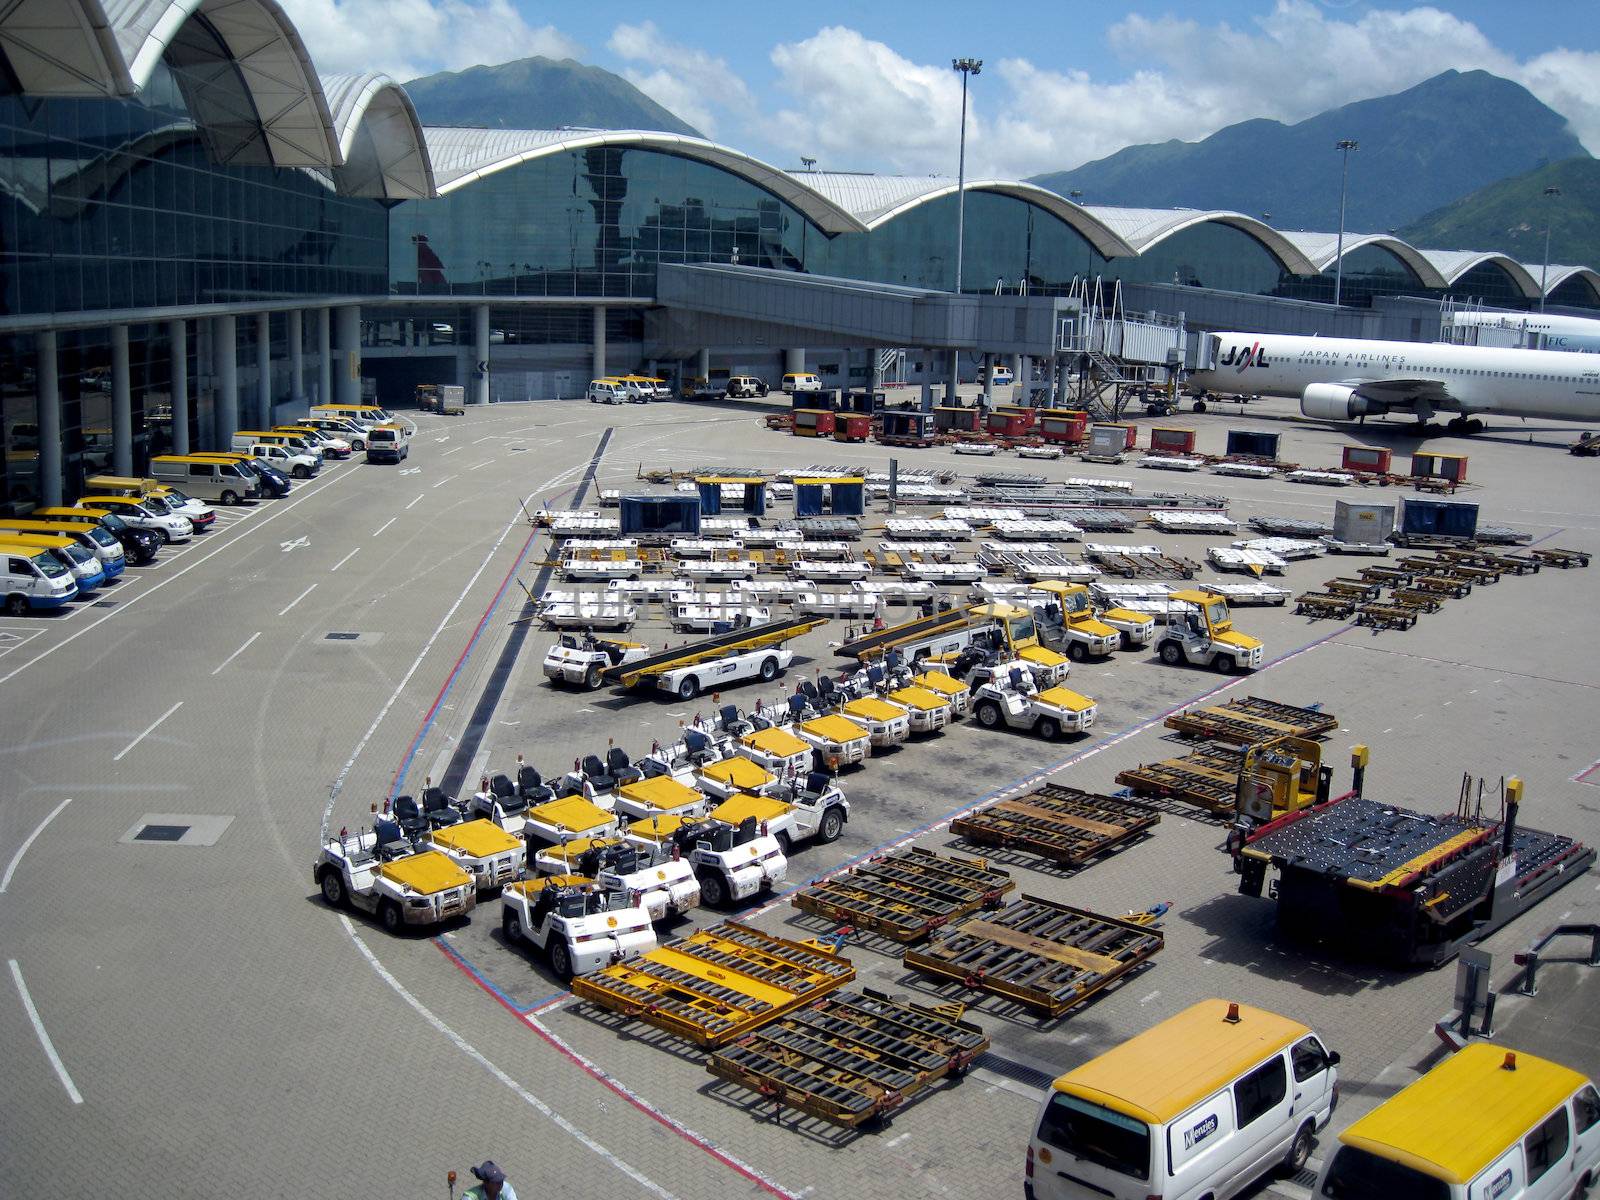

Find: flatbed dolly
[1357,565,1413,586]
[1531,547,1590,569]
[1295,591,1357,620]
[791,848,1014,942]
[1321,577,1381,602]
[1116,745,1247,813]
[1355,602,1418,630]
[1389,588,1444,614]
[706,988,989,1129]
[1163,696,1338,744]
[569,922,856,1047]
[903,896,1164,1018]
[1410,574,1471,599]
[950,784,1158,869]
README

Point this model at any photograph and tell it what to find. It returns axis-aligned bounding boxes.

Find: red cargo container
[1149,427,1197,455]
[1038,409,1089,445]
[793,408,836,438]
[995,405,1037,430]
[1410,452,1468,484]
[986,410,1031,438]
[1341,445,1392,474]
[833,413,871,443]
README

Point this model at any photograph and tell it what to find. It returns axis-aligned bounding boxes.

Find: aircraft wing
[1338,377,1457,411]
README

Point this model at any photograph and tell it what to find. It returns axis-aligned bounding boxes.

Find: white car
[587,380,624,404]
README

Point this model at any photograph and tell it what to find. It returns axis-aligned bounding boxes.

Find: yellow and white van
[782,372,822,394]
[149,454,260,505]
[0,540,78,614]
[1027,999,1339,1200]
[1317,1042,1600,1200]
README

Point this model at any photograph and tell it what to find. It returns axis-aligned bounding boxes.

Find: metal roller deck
[1116,745,1248,813]
[903,896,1164,1018]
[949,784,1159,868]
[569,922,856,1046]
[706,988,990,1128]
[1163,696,1338,744]
[791,848,1015,942]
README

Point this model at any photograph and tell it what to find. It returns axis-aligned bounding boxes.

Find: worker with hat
[464,1161,518,1200]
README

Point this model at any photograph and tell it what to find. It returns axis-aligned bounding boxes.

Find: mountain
[1400,157,1600,269]
[1031,71,1589,233]
[403,57,701,136]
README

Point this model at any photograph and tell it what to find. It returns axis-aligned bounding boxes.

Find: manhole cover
[134,824,190,842]
[325,631,360,641]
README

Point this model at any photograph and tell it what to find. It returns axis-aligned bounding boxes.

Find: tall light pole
[1332,139,1358,307]
[952,57,981,295]
[1540,185,1561,313]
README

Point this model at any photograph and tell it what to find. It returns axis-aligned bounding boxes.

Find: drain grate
[134,824,190,842]
[92,600,116,608]
[325,631,360,640]
[974,1052,1058,1091]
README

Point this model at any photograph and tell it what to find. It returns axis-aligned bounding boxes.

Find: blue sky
[284,0,1600,176]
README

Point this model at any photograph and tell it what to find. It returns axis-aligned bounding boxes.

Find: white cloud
[278,0,580,80]
[607,21,755,140]
[757,4,1600,180]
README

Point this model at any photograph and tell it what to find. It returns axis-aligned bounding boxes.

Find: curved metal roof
[1416,249,1541,298]
[1084,206,1320,276]
[1529,264,1600,299]
[321,73,435,200]
[1275,230,1449,289]
[420,127,869,234]
[797,172,1135,258]
[0,0,129,95]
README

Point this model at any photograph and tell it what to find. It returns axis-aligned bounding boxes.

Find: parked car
[726,376,768,398]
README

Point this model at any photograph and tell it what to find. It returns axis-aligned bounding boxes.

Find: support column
[215,314,238,446]
[946,350,960,407]
[1018,355,1031,406]
[783,347,805,377]
[316,308,331,406]
[255,311,271,427]
[111,324,132,476]
[868,348,883,397]
[592,305,607,381]
[981,360,995,410]
[334,305,360,406]
[37,332,62,506]
[473,303,490,405]
[287,309,304,407]
[919,355,934,412]
[169,319,189,454]
[696,347,710,387]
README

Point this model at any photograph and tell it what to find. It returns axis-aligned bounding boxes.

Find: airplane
[1446,310,1600,354]
[1188,331,1600,433]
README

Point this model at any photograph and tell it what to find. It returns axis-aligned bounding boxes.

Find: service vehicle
[1028,582,1123,660]
[1027,999,1339,1200]
[599,617,820,700]
[1156,589,1264,673]
[991,365,1015,386]
[839,601,1072,685]
[694,754,778,800]
[149,454,260,505]
[146,486,216,531]
[0,542,78,614]
[415,384,465,415]
[587,378,625,405]
[235,430,322,461]
[726,375,768,398]
[736,725,814,778]
[465,771,547,836]
[304,414,373,449]
[521,795,620,848]
[709,773,848,854]
[542,632,650,689]
[836,695,911,748]
[644,376,673,400]
[315,822,477,933]
[625,813,787,908]
[312,402,414,437]
[242,442,319,478]
[275,424,351,458]
[532,838,700,923]
[884,684,953,733]
[613,775,711,823]
[365,423,409,463]
[76,494,193,542]
[0,533,105,593]
[422,818,526,892]
[782,372,822,394]
[0,520,125,578]
[1317,1042,1598,1200]
[500,877,656,980]
[187,452,291,497]
[911,667,974,718]
[793,713,872,768]
[37,507,160,562]
[638,729,732,787]
[617,376,656,403]
[972,665,1097,740]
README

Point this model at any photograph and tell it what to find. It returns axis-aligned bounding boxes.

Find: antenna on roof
[800,156,816,171]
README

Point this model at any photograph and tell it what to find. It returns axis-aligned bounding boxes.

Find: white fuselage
[1191,332,1600,423]
[1448,310,1600,354]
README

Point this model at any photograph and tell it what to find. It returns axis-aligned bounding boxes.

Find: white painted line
[430,475,456,489]
[469,460,495,471]
[330,548,360,573]
[884,1131,912,1148]
[1138,990,1161,1004]
[472,435,494,444]
[0,797,71,894]
[1442,700,1452,706]
[113,701,182,763]
[404,494,424,510]
[211,631,261,675]
[277,584,317,617]
[340,918,675,1198]
[442,446,465,456]
[9,960,82,1104]
[372,517,397,538]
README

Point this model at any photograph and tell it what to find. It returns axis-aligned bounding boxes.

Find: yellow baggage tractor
[694,755,778,800]
[736,725,812,777]
[613,775,710,822]
[795,713,872,768]
[838,696,911,747]
[885,684,953,734]
[424,818,526,892]
[912,668,972,718]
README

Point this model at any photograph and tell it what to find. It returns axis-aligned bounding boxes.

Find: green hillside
[1400,157,1600,268]
[404,57,700,136]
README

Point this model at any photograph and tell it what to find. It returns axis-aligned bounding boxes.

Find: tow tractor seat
[422,787,461,827]
[392,795,430,842]
[516,765,554,805]
[580,754,617,793]
[606,747,643,785]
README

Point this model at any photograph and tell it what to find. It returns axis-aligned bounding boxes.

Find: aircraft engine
[1300,383,1378,421]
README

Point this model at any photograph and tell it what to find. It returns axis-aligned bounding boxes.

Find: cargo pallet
[706,988,989,1128]
[1357,565,1414,586]
[949,784,1159,868]
[1410,574,1471,599]
[1295,591,1357,620]
[903,896,1164,1018]
[569,922,856,1047]
[1115,745,1247,813]
[1322,577,1381,602]
[1163,696,1338,744]
[791,848,1015,942]
[1531,547,1590,569]
[1355,603,1417,630]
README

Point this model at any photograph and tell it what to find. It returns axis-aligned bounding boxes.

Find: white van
[1318,1042,1600,1200]
[588,379,624,405]
[1027,999,1339,1200]
[782,372,822,394]
[244,442,319,478]
[150,456,260,505]
[304,415,371,450]
[0,542,78,614]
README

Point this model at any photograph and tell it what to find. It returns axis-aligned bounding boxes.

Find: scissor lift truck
[1155,589,1263,673]
[971,667,1098,741]
[316,828,477,934]
[736,726,814,777]
[794,713,873,768]
[543,632,650,689]
[533,839,700,923]
[501,877,657,980]
[709,778,848,855]
[884,684,952,734]
[695,755,778,800]
[837,696,911,748]
[600,616,826,699]
[423,819,526,892]
[911,668,972,718]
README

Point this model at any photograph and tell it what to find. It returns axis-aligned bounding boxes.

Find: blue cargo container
[1397,497,1478,544]
[1225,430,1281,459]
[619,495,700,537]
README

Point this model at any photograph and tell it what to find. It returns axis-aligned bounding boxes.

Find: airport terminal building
[4,0,1599,509]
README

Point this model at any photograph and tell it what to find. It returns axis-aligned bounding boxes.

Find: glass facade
[1102,222,1291,295]
[1548,276,1600,309]
[1448,263,1534,309]
[1277,244,1425,306]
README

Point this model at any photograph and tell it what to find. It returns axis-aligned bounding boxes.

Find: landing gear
[1446,416,1485,435]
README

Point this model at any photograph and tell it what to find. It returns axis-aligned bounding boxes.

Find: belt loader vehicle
[598,616,825,700]
[623,813,787,908]
[973,666,1098,741]
[710,772,849,854]
[838,601,1072,685]
[500,876,656,980]
[1155,589,1263,673]
[423,818,526,892]
[316,819,477,933]
[533,838,701,923]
